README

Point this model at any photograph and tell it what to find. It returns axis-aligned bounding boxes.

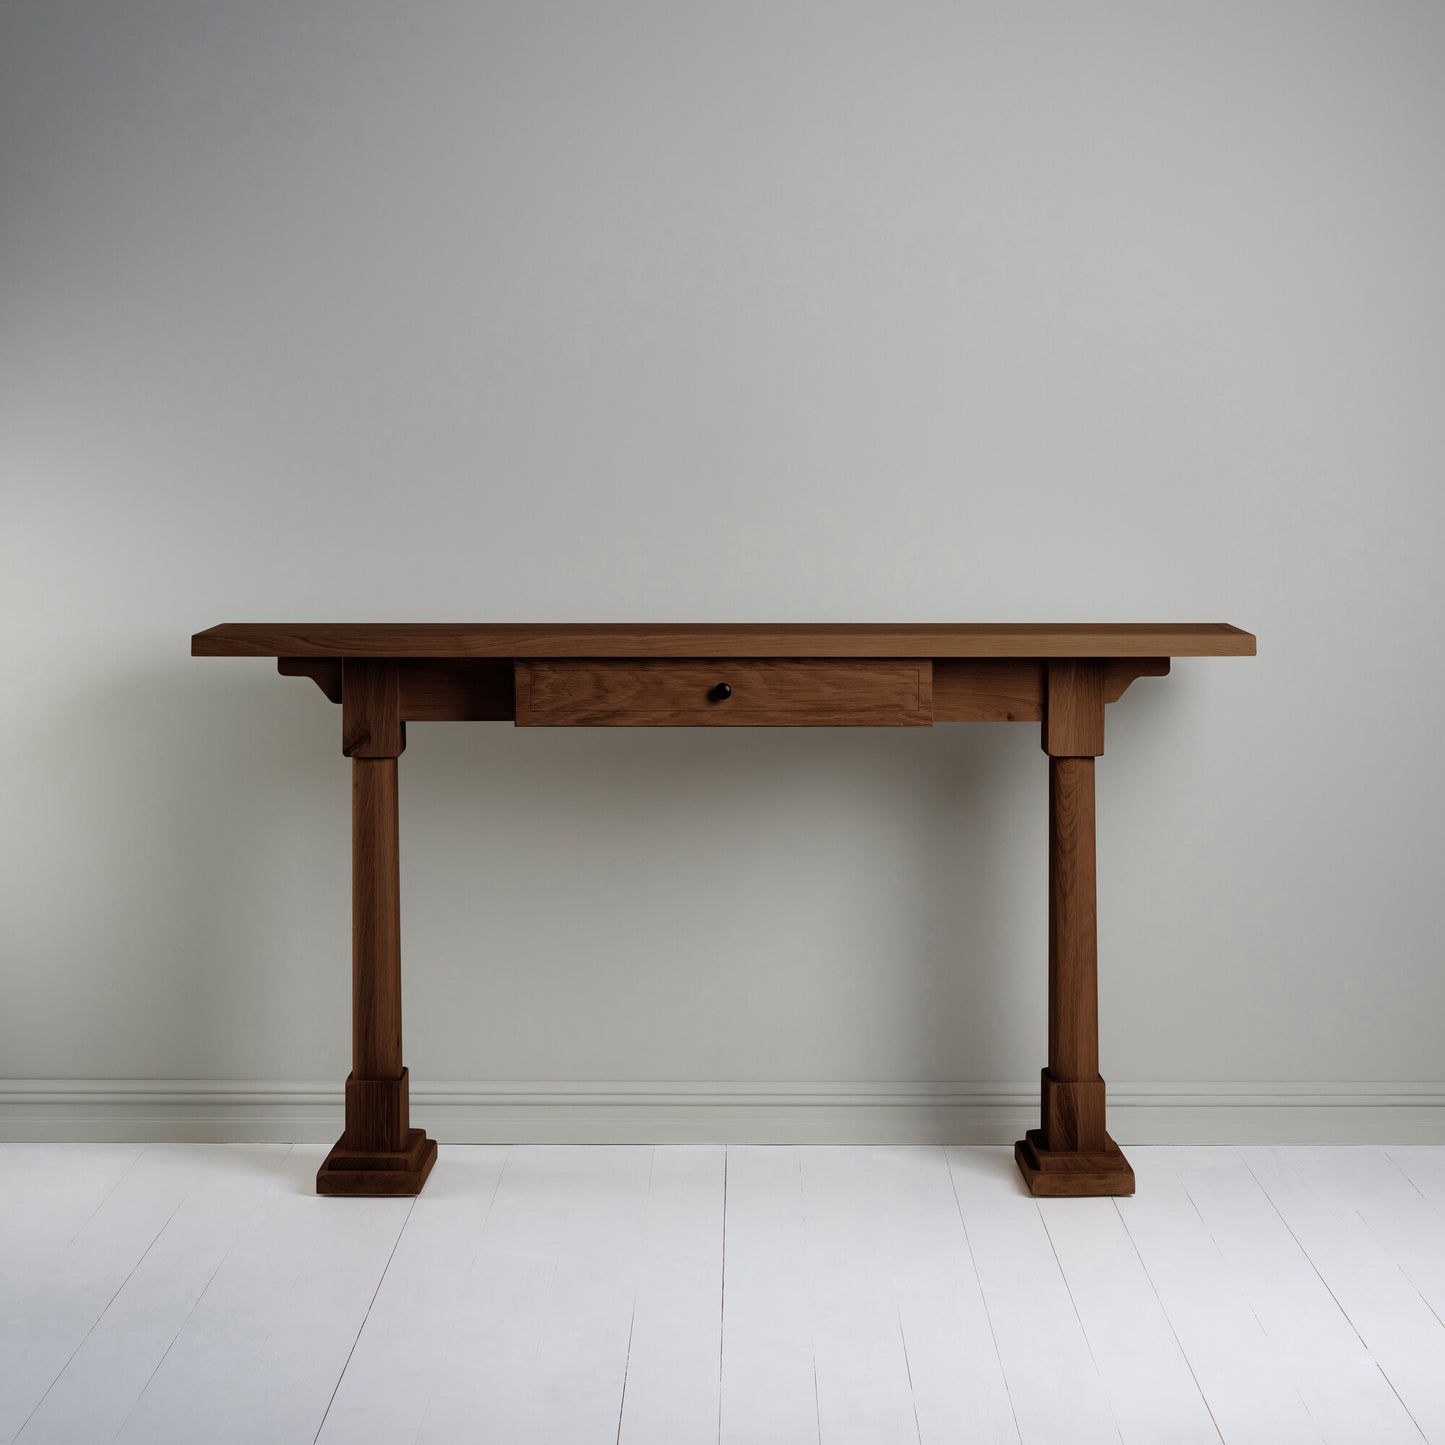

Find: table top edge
[191,623,1257,659]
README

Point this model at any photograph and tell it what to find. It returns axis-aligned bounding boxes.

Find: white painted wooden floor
[3,1145,1444,1444]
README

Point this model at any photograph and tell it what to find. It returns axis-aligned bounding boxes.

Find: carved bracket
[1103,657,1170,702]
[278,657,342,702]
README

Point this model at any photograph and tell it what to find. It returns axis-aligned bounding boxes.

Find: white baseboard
[1,1079,1442,1145]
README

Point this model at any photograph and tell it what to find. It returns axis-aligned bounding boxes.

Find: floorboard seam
[1110,1196,1226,1445]
[1035,1203,1124,1444]
[312,1196,415,1445]
[895,1307,924,1445]
[14,1184,188,1443]
[613,1304,636,1445]
[942,1147,1023,1445]
[113,1144,296,1441]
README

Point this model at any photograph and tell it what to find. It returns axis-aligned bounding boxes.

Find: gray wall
[3,1,1442,1142]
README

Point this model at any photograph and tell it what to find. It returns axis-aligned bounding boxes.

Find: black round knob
[708,682,733,702]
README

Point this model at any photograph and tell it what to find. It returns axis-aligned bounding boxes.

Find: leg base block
[1014,1128,1135,1197]
[317,1127,438,1196]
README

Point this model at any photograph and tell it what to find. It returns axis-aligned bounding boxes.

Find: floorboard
[1114,1148,1322,1445]
[3,1143,1444,1444]
[1039,1190,1219,1443]
[944,1145,1121,1445]
[616,1144,725,1445]
[798,1146,925,1445]
[2,1145,218,1443]
[1305,1146,1445,1329]
[13,1145,291,1445]
[862,1146,1018,1445]
[0,1146,148,1302]
[314,1146,510,1445]
[1162,1147,1420,1444]
[1242,1145,1444,1443]
[408,1145,653,1445]
[109,1146,412,1445]
[718,1146,820,1445]
[1387,1147,1445,1205]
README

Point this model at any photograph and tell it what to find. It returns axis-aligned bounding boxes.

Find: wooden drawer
[515,659,932,726]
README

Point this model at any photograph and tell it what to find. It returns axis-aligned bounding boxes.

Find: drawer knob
[708,682,733,703]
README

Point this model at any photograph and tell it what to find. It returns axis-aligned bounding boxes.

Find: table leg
[317,669,437,1195]
[1015,664,1135,1196]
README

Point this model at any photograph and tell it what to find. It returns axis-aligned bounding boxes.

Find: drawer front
[515,659,932,726]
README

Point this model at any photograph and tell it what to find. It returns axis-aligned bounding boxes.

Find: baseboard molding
[1,1079,1442,1145]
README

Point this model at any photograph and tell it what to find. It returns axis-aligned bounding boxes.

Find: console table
[191,623,1255,1198]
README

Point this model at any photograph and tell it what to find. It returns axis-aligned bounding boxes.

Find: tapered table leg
[1015,662,1134,1197]
[317,662,437,1196]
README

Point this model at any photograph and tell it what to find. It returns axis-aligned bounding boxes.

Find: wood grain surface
[1043,660,1106,758]
[193,621,1256,659]
[280,654,1172,724]
[395,659,514,721]
[317,753,438,1194]
[1047,755,1099,1082]
[1014,1130,1136,1197]
[351,757,403,1090]
[515,658,933,727]
[342,660,405,758]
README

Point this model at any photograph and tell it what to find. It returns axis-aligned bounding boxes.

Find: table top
[192,622,1255,659]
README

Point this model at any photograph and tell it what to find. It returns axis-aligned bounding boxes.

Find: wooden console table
[191,623,1255,1198]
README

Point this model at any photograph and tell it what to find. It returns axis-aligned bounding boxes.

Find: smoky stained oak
[316,663,436,1197]
[516,658,932,727]
[351,758,402,1083]
[192,620,1254,1199]
[1014,660,1134,1196]
[192,621,1256,660]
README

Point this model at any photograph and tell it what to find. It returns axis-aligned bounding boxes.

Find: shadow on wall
[3,653,1105,1086]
